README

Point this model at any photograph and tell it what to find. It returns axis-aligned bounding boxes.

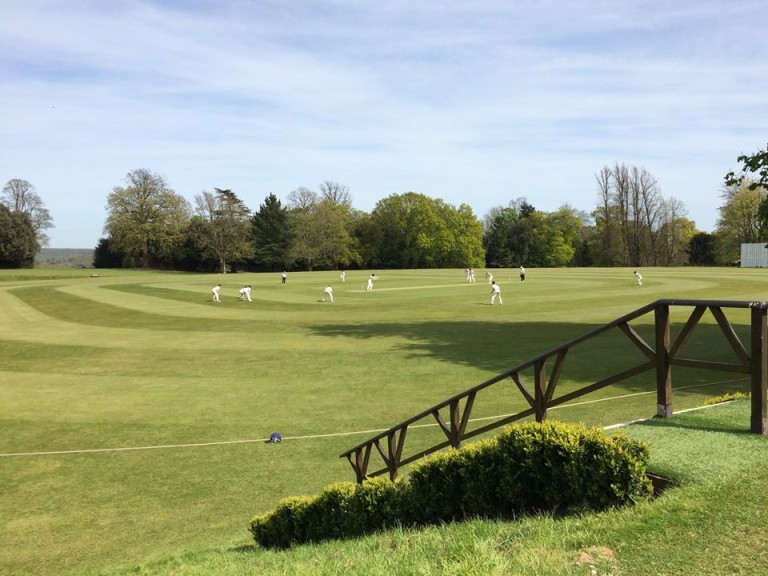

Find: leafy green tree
[725,144,768,235]
[0,204,38,268]
[530,207,584,267]
[725,143,768,190]
[347,209,375,268]
[484,207,518,268]
[251,193,292,271]
[104,169,191,268]
[314,200,360,268]
[508,213,534,266]
[285,184,360,270]
[288,199,359,270]
[287,207,319,270]
[191,188,253,274]
[655,198,694,266]
[688,232,717,266]
[171,226,211,272]
[370,193,412,268]
[484,199,537,267]
[486,202,590,268]
[715,182,766,264]
[1,179,54,248]
[92,237,125,268]
[369,192,483,269]
[446,203,485,267]
[656,217,696,266]
[571,236,594,267]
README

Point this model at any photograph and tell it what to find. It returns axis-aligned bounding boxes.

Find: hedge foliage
[249,421,652,548]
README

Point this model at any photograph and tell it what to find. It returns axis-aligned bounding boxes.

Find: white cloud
[1,0,767,247]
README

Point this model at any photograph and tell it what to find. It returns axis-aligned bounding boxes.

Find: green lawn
[1,266,766,575]
[96,400,768,576]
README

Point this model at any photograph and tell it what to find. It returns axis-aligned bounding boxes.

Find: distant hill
[35,248,93,268]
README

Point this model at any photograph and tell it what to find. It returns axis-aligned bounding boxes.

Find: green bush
[250,421,652,548]
[405,448,467,524]
[342,477,406,536]
[456,439,506,519]
[249,479,408,548]
[492,422,652,515]
[302,482,357,542]
[249,495,313,549]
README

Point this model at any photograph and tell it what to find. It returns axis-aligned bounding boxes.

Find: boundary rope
[0,377,748,458]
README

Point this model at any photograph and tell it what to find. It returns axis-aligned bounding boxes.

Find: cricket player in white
[323,285,334,303]
[239,285,252,301]
[211,283,221,302]
[490,281,502,305]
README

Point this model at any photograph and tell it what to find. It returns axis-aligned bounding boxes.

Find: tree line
[95,169,486,272]
[0,179,54,268]
[2,146,767,270]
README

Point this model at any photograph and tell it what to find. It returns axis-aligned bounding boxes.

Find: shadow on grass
[9,283,753,404]
[633,411,753,435]
[310,320,751,388]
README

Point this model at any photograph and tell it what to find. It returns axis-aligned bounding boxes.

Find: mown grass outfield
[0,266,766,575]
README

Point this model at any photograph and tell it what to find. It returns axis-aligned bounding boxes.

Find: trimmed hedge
[249,421,652,548]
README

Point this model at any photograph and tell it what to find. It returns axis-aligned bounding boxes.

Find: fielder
[323,285,334,303]
[490,281,503,305]
[211,283,221,302]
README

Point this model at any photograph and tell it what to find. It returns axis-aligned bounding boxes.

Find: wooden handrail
[341,299,768,482]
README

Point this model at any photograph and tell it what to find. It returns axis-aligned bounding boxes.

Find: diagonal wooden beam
[709,306,750,368]
[373,437,389,468]
[456,391,477,442]
[669,305,706,358]
[345,444,372,484]
[510,372,535,407]
[391,427,408,480]
[618,322,656,360]
[432,409,451,439]
[432,394,478,447]
[372,427,410,481]
[544,349,568,404]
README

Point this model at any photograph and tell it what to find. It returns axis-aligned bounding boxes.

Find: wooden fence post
[534,359,547,422]
[750,305,768,434]
[655,303,672,417]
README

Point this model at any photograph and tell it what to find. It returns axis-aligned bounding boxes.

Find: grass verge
[99,399,768,576]
[3,267,768,575]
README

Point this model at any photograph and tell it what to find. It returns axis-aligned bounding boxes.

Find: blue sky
[2,0,766,248]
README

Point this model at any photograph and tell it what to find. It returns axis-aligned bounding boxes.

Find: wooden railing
[340,299,768,483]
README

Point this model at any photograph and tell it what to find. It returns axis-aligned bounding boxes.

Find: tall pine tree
[251,193,292,271]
